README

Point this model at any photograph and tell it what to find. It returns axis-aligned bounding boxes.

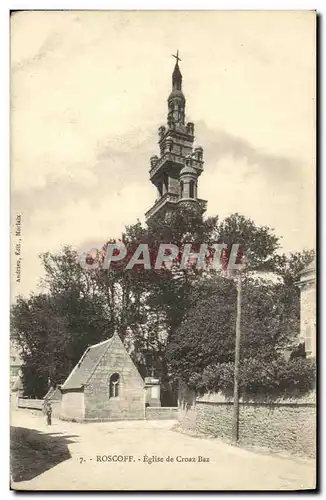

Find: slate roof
[61,336,114,391]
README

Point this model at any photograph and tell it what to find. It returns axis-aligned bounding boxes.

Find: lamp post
[231,260,270,443]
[229,256,276,442]
[232,269,242,443]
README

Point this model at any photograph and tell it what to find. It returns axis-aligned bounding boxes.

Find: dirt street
[10,409,316,491]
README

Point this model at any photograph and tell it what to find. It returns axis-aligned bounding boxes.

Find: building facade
[10,342,23,407]
[297,258,316,358]
[145,52,207,223]
[60,332,145,421]
[10,342,22,391]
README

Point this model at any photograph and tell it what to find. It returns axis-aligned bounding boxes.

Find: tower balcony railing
[176,197,207,213]
[169,123,194,137]
[197,198,207,212]
[145,194,207,220]
[150,152,184,177]
[145,192,179,220]
[150,152,204,178]
[191,159,204,171]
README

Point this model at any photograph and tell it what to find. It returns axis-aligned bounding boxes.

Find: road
[10,408,316,491]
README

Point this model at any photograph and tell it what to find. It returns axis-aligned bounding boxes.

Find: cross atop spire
[172,50,181,64]
[171,50,183,93]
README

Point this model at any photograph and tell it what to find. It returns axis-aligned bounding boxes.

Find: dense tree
[10,286,110,397]
[166,250,316,398]
[10,207,315,400]
[11,294,68,397]
[216,212,280,271]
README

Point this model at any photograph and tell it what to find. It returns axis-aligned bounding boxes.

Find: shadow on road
[10,426,78,482]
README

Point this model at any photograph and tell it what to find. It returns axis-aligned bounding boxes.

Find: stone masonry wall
[84,335,145,421]
[194,400,316,458]
[145,407,178,420]
[196,402,233,440]
[61,391,84,420]
[17,398,43,410]
[238,403,316,457]
[18,398,61,418]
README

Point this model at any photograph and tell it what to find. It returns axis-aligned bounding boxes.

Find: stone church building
[61,54,205,422]
[60,332,145,422]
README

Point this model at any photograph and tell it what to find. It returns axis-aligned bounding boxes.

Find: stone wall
[18,398,61,417]
[180,397,316,458]
[238,402,315,458]
[145,407,178,420]
[17,398,43,410]
[196,402,233,440]
[61,390,84,420]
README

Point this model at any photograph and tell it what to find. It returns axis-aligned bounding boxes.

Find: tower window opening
[109,373,120,398]
[189,180,195,199]
[180,181,184,197]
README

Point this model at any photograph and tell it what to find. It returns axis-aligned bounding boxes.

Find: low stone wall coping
[145,406,178,420]
[18,398,43,409]
[60,415,146,423]
[146,407,178,410]
[196,400,316,408]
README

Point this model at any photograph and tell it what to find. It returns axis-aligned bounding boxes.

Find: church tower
[145,52,207,223]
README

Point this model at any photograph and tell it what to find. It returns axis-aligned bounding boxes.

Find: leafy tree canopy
[10,208,315,399]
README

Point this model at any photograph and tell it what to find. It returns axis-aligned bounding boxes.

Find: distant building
[297,259,316,358]
[146,51,207,223]
[60,332,145,422]
[10,342,23,406]
[10,343,22,392]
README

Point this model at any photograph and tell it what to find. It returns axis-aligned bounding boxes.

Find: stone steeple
[145,52,207,223]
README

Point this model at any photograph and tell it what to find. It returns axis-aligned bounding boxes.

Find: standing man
[46,402,52,426]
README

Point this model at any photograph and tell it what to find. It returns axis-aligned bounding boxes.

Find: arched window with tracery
[109,373,120,398]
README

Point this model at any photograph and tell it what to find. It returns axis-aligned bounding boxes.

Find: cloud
[196,121,303,184]
[12,118,304,224]
[12,31,62,74]
[10,11,315,299]
[11,128,156,224]
[11,119,311,252]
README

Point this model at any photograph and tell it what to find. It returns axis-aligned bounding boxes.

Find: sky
[10,10,316,299]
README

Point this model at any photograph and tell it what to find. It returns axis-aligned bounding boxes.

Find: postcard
[10,10,316,491]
